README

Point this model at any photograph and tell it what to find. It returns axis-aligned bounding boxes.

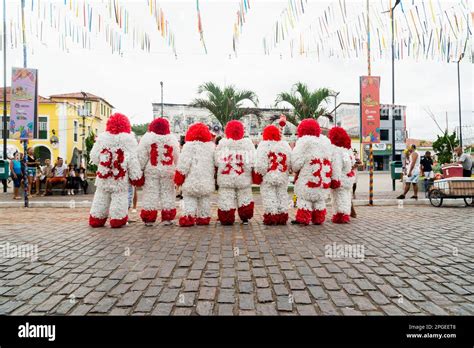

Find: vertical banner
[360,75,380,143]
[10,68,38,140]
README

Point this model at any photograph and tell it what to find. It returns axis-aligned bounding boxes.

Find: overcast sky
[1,0,472,141]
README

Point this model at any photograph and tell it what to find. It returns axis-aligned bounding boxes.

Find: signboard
[360,76,380,143]
[10,68,38,140]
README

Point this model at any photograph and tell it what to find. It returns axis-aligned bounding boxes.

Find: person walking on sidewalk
[397,144,420,200]
[9,152,24,200]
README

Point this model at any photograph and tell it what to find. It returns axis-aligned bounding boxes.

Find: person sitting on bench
[43,157,68,196]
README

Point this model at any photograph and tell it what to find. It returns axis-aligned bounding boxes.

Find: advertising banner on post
[10,68,38,140]
[360,76,380,144]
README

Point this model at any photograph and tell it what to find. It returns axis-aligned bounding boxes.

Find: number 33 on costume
[137,118,180,225]
[89,113,144,228]
[253,125,292,225]
[215,120,255,225]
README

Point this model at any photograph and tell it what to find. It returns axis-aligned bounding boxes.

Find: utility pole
[331,91,340,126]
[390,0,397,191]
[80,91,88,168]
[457,53,464,147]
[20,0,27,68]
[2,0,7,193]
[160,81,164,118]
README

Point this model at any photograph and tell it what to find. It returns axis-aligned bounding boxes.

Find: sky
[0,0,472,141]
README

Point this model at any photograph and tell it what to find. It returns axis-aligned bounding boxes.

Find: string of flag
[196,0,207,54]
[232,0,251,56]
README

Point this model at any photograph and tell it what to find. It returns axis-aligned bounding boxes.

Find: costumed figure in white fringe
[253,125,291,225]
[137,118,180,226]
[174,123,215,227]
[328,126,356,223]
[291,119,334,225]
[215,120,255,225]
[89,113,144,228]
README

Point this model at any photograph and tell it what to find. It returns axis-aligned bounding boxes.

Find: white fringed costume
[291,119,334,225]
[89,113,143,228]
[174,123,215,227]
[215,120,255,225]
[254,125,292,225]
[328,127,356,223]
[137,118,180,225]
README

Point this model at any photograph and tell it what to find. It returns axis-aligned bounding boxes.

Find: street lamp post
[390,1,398,191]
[457,53,464,147]
[330,91,340,126]
[160,81,164,118]
[80,91,89,169]
[2,0,6,193]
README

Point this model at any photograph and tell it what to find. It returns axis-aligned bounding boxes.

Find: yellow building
[1,89,113,166]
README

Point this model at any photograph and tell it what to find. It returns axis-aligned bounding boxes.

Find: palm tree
[192,82,259,127]
[275,82,331,124]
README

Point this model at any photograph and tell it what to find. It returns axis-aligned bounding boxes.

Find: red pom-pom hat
[297,119,321,138]
[106,113,131,134]
[185,123,212,142]
[262,125,281,141]
[328,126,351,149]
[149,118,170,135]
[225,120,245,140]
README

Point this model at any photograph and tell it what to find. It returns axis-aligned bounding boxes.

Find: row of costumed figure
[88,113,356,228]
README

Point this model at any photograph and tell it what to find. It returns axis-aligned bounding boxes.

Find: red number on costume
[150,144,174,166]
[97,148,126,180]
[306,158,332,188]
[268,152,288,172]
[221,154,245,175]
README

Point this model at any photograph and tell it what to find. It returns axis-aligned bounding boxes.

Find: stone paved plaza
[0,202,473,316]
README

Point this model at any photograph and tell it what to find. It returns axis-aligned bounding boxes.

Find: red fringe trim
[277,212,289,225]
[330,180,341,189]
[218,208,235,225]
[332,213,350,224]
[312,209,326,225]
[179,215,195,227]
[161,208,177,221]
[252,170,263,185]
[110,216,128,228]
[263,213,277,225]
[140,209,157,223]
[196,217,211,225]
[174,171,185,186]
[238,202,254,221]
[295,209,311,225]
[130,175,145,187]
[89,215,107,228]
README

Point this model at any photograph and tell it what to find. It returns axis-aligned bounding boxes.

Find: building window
[394,107,402,120]
[380,129,389,141]
[38,116,48,139]
[0,115,10,138]
[73,120,78,142]
[380,108,389,120]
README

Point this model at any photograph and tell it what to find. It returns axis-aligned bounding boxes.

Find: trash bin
[0,159,9,180]
[390,161,403,180]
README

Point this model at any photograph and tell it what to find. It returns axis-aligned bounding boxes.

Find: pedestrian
[77,165,88,194]
[35,159,53,196]
[25,147,39,196]
[454,146,473,177]
[214,120,255,225]
[352,149,361,200]
[9,152,23,200]
[420,151,434,192]
[66,164,77,195]
[174,123,215,227]
[397,144,420,200]
[253,125,292,225]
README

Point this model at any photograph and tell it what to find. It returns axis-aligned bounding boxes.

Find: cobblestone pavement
[0,204,472,316]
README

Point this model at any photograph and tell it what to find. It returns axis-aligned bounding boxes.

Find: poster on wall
[360,76,380,144]
[10,68,38,140]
